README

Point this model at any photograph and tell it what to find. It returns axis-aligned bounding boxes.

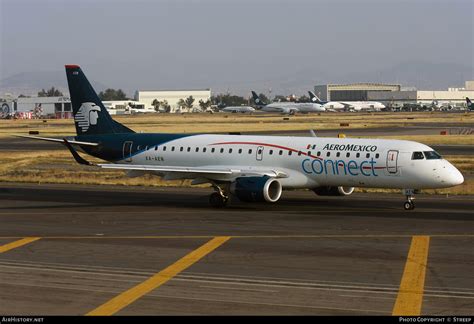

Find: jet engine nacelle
[313,186,355,196]
[231,176,282,203]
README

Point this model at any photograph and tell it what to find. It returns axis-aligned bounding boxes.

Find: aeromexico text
[322,144,378,152]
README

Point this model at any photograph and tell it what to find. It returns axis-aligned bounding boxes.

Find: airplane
[251,91,325,114]
[308,91,346,111]
[467,97,473,111]
[220,106,256,113]
[309,91,385,111]
[17,65,464,210]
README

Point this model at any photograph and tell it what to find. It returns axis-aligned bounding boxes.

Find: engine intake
[313,186,354,196]
[231,176,282,203]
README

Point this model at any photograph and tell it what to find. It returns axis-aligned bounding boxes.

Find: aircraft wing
[14,134,99,146]
[98,163,288,178]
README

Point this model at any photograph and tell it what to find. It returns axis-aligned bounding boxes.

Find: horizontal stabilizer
[14,134,99,146]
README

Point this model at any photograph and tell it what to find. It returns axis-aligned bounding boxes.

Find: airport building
[314,83,401,101]
[366,81,474,108]
[135,89,211,112]
[4,96,73,118]
[367,90,474,108]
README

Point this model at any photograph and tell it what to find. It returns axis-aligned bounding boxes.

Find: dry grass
[2,111,473,141]
[0,150,471,194]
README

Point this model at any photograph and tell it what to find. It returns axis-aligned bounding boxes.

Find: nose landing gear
[403,189,416,210]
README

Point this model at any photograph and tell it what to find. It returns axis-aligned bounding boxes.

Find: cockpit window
[423,151,442,160]
[412,151,424,160]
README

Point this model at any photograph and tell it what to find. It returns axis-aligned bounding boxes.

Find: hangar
[314,83,401,101]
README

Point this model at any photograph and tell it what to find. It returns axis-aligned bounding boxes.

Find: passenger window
[412,152,424,160]
[298,151,302,156]
[375,153,379,158]
[229,148,232,153]
[366,153,370,158]
[195,147,199,152]
[317,151,321,156]
[279,150,283,155]
[211,148,215,153]
[187,147,191,152]
[203,148,206,153]
[269,150,273,155]
[249,149,252,154]
[238,148,242,154]
[162,146,166,151]
[288,151,292,156]
[326,152,330,157]
[308,151,311,156]
[346,152,350,158]
[220,148,224,153]
[313,145,316,149]
[155,146,158,151]
[423,151,442,160]
[356,153,360,158]
[171,147,175,152]
[336,152,340,157]
[180,147,183,152]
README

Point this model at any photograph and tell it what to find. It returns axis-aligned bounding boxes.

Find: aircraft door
[123,141,133,162]
[387,150,399,174]
[256,146,264,161]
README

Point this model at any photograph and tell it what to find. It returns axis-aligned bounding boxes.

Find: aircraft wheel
[209,192,227,208]
[404,201,415,210]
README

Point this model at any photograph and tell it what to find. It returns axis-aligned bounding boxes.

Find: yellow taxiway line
[86,236,231,316]
[0,237,41,253]
[392,235,430,316]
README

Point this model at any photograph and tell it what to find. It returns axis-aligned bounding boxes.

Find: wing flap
[98,164,288,178]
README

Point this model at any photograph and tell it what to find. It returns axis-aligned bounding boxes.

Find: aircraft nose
[443,163,464,186]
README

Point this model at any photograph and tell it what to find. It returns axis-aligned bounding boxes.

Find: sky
[0,0,473,95]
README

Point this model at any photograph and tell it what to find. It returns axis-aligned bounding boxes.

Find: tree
[211,94,247,107]
[38,87,63,97]
[177,98,186,111]
[298,95,310,103]
[184,96,195,110]
[152,99,161,112]
[161,100,171,113]
[18,94,30,98]
[273,95,288,102]
[198,99,211,112]
[98,88,128,101]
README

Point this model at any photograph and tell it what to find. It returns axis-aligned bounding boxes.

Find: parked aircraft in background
[251,91,325,114]
[17,65,464,211]
[308,91,345,111]
[220,106,255,113]
[309,91,385,111]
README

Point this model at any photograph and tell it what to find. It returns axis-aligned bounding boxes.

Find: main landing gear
[403,189,416,210]
[209,183,230,208]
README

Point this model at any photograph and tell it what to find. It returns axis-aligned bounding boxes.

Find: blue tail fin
[467,97,473,111]
[251,91,265,107]
[308,91,324,104]
[65,65,134,136]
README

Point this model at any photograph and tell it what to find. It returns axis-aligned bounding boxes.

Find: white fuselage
[341,101,385,111]
[123,135,463,190]
[321,101,346,111]
[262,102,325,114]
[221,106,255,113]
